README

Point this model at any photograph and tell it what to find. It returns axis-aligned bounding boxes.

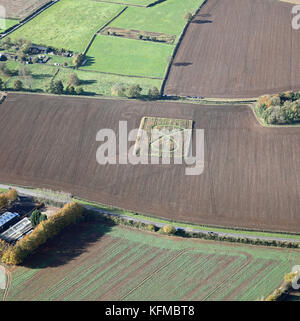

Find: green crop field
[0,19,19,33]
[2,222,299,301]
[110,0,205,38]
[9,0,125,52]
[82,35,174,77]
[94,0,157,6]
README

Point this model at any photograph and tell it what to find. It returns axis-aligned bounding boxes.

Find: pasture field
[3,61,58,90]
[2,222,300,301]
[0,94,299,233]
[0,0,49,20]
[82,35,174,78]
[110,0,205,39]
[0,19,19,33]
[9,0,125,52]
[165,0,300,98]
[54,67,162,95]
[135,117,193,157]
[0,61,161,95]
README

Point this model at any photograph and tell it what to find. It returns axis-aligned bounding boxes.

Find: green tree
[67,73,80,86]
[73,54,85,68]
[49,80,64,94]
[75,87,84,95]
[184,12,193,22]
[13,80,23,91]
[148,86,160,100]
[30,210,47,228]
[0,78,3,90]
[126,84,142,98]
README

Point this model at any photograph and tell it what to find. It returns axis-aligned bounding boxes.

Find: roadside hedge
[87,210,300,249]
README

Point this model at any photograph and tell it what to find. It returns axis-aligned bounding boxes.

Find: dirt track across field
[0,93,299,233]
[164,0,300,98]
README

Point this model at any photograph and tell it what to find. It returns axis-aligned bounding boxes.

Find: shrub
[111,83,126,96]
[161,225,176,235]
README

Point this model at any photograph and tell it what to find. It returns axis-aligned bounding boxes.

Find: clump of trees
[1,202,84,265]
[111,83,160,100]
[160,225,177,235]
[254,91,300,125]
[46,78,85,96]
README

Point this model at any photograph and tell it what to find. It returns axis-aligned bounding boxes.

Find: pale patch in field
[134,117,193,158]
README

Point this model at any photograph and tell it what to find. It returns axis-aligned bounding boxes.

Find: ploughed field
[0,93,300,232]
[3,222,300,301]
[165,0,300,98]
[0,0,49,20]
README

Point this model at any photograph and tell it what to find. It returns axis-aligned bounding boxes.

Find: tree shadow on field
[80,79,97,85]
[32,73,53,80]
[173,62,193,67]
[83,56,96,68]
[22,213,116,269]
[192,19,212,24]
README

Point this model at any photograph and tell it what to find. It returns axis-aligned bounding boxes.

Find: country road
[1,183,299,244]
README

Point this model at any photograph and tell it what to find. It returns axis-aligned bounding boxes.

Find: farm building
[0,212,20,232]
[0,217,32,243]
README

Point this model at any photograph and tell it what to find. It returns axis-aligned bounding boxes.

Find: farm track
[2,267,12,302]
[165,0,300,98]
[0,93,299,233]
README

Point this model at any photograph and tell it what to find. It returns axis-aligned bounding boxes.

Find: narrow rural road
[1,183,299,244]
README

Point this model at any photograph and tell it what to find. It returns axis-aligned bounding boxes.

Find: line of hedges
[0,202,84,265]
[86,210,300,249]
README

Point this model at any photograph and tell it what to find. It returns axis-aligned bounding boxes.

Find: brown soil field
[164,0,300,98]
[0,93,299,232]
[0,0,50,20]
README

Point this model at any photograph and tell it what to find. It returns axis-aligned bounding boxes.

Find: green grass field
[110,0,205,38]
[9,0,125,52]
[82,35,174,77]
[0,19,19,33]
[2,222,299,301]
[3,61,57,91]
[55,67,162,95]
[1,61,161,95]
